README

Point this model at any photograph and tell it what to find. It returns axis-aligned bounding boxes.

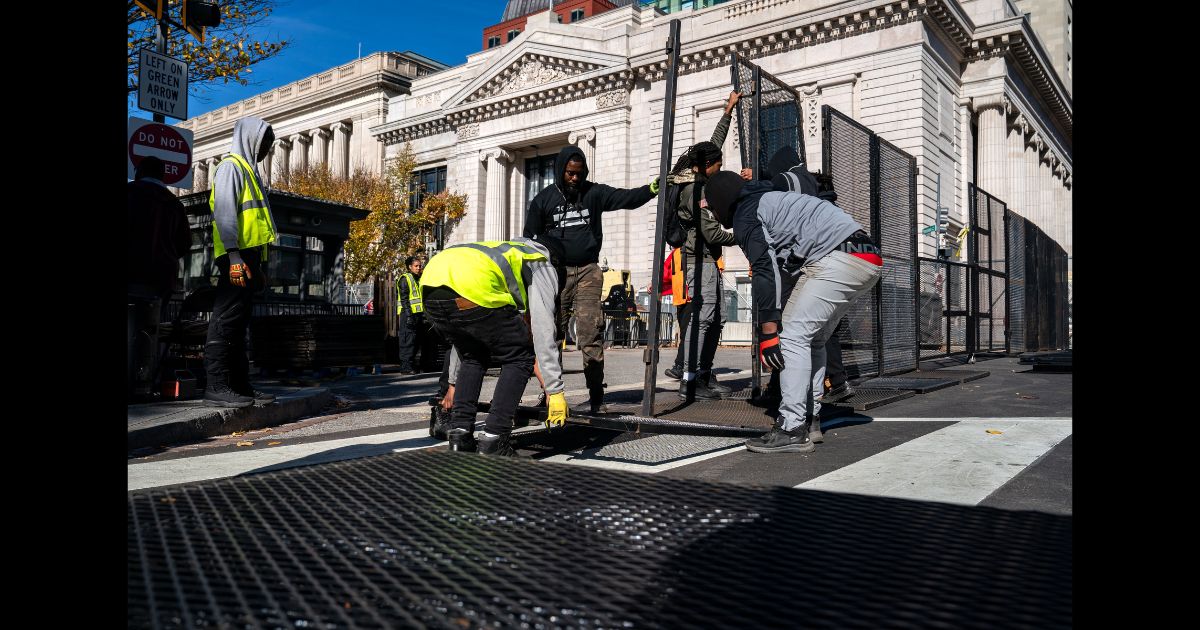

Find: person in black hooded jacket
[524,146,659,413]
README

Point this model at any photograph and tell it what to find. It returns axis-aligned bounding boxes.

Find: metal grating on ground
[898,369,990,384]
[857,376,960,393]
[129,450,1072,629]
[822,387,915,411]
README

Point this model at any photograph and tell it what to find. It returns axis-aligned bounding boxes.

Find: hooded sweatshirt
[211,116,275,256]
[523,146,655,267]
[730,181,862,323]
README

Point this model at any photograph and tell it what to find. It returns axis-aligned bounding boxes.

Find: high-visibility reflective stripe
[451,242,535,311]
[398,273,424,314]
[240,199,269,211]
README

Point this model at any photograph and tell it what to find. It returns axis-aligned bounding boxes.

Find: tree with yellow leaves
[127,0,289,99]
[272,144,467,322]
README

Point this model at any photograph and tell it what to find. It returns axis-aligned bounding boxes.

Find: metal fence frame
[822,106,919,379]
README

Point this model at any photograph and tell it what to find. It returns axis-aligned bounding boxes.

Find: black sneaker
[703,371,732,395]
[447,428,477,452]
[745,422,815,453]
[679,378,723,401]
[429,405,451,440]
[664,366,683,380]
[236,388,276,403]
[204,384,254,408]
[822,382,855,403]
[478,432,526,458]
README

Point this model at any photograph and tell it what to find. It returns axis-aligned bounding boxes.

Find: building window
[1067,15,1071,41]
[507,29,520,42]
[525,154,558,213]
[557,13,563,23]
[487,36,501,49]
[411,166,447,211]
[1066,54,1071,79]
[570,9,585,22]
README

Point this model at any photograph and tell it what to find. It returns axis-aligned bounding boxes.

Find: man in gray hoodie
[705,171,882,453]
[203,116,278,408]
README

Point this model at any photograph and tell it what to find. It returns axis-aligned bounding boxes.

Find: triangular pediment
[444,40,629,110]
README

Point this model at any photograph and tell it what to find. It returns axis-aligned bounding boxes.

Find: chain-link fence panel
[877,137,918,374]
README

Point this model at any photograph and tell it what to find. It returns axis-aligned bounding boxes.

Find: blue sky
[132,0,568,121]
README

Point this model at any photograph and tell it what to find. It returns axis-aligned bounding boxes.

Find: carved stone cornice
[372,115,452,144]
[568,128,596,145]
[442,68,633,126]
[969,24,1072,137]
[633,0,959,83]
[596,90,628,110]
[466,55,603,104]
[480,148,513,164]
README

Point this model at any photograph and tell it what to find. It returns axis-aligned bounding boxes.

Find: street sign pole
[154,16,168,124]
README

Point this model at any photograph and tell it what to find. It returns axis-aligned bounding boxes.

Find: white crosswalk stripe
[797,417,1072,504]
[128,415,1071,508]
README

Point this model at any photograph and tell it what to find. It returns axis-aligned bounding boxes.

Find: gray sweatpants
[778,250,882,430]
[680,257,725,379]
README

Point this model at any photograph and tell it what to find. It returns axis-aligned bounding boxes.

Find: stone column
[1024,136,1041,225]
[1006,115,1028,219]
[510,160,526,237]
[1053,163,1066,248]
[481,148,512,242]
[1062,173,1072,258]
[568,127,596,174]
[272,139,292,184]
[192,160,208,193]
[331,122,351,178]
[309,128,331,169]
[290,133,310,172]
[1038,150,1054,238]
[972,94,1008,204]
[957,99,973,226]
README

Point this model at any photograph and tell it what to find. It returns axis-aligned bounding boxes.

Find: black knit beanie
[705,171,746,229]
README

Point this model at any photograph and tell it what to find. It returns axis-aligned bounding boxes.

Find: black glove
[759,329,785,371]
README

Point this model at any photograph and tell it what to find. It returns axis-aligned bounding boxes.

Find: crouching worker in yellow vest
[420,234,569,457]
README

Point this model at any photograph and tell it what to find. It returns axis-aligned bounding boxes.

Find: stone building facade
[371,0,1073,314]
[178,51,448,192]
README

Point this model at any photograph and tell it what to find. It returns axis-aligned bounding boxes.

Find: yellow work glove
[546,391,569,427]
[649,176,660,195]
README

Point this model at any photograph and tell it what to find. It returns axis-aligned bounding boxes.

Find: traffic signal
[133,0,163,21]
[936,206,949,232]
[183,0,222,44]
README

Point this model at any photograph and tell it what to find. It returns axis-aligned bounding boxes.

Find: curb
[127,388,333,451]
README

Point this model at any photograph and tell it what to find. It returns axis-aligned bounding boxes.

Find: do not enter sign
[128,117,194,189]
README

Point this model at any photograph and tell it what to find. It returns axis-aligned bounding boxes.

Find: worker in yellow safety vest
[396,255,426,374]
[203,116,278,409]
[420,234,568,457]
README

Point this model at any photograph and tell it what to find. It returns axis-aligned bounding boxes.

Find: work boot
[679,377,723,401]
[572,387,608,414]
[809,417,824,443]
[429,404,451,440]
[478,432,526,458]
[745,421,815,453]
[234,386,276,403]
[702,370,732,395]
[447,428,477,452]
[822,381,855,403]
[664,365,683,380]
[204,383,254,408]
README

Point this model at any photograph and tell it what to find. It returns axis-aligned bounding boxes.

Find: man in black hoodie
[524,146,658,412]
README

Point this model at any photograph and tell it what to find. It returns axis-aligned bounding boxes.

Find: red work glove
[759,329,785,371]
